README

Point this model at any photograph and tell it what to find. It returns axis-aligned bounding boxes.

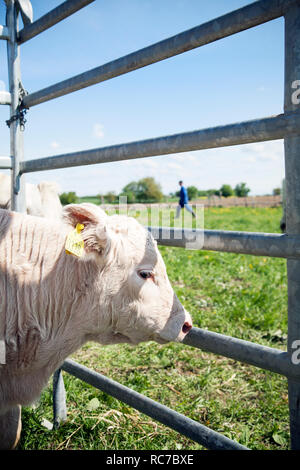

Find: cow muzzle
[156,309,193,343]
[175,310,193,342]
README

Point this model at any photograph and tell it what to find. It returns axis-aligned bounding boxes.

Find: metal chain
[6,107,28,131]
[6,81,29,131]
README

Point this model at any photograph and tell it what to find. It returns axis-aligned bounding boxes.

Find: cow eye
[138,270,153,280]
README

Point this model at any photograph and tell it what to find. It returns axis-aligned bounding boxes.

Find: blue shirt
[179,186,188,206]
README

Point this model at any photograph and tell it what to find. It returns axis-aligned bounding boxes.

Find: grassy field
[19,206,290,450]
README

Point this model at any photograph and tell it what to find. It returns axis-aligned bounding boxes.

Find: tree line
[171,182,251,201]
[59,178,281,205]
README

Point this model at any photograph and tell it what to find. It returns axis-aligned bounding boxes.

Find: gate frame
[1,0,300,450]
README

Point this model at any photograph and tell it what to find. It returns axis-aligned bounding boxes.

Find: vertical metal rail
[284,3,300,450]
[6,0,26,213]
[284,2,300,451]
[52,369,67,429]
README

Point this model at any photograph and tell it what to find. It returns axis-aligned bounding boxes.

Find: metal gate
[1,0,300,450]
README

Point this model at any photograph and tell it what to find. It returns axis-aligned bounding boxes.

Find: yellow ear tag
[65,223,85,258]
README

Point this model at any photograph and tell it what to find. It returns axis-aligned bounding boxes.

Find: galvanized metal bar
[0,24,9,40]
[183,328,300,381]
[6,0,26,213]
[18,0,96,44]
[52,368,67,429]
[284,2,300,450]
[148,227,300,259]
[0,91,11,105]
[21,0,294,108]
[20,112,300,174]
[61,358,248,450]
[0,157,12,169]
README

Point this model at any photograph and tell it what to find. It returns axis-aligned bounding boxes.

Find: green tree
[104,191,117,204]
[122,181,139,195]
[207,189,220,197]
[59,191,77,205]
[234,182,250,197]
[273,187,281,196]
[187,186,198,201]
[220,184,234,198]
[136,177,163,202]
[119,190,136,204]
[120,178,163,202]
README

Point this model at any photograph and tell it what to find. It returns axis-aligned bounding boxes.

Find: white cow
[0,173,62,219]
[0,203,192,449]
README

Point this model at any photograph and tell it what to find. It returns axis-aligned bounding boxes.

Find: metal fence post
[284,2,300,451]
[53,369,67,429]
[6,0,26,213]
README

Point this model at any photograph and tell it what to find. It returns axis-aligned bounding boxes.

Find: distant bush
[60,191,78,205]
[187,186,198,200]
[197,190,208,197]
[119,191,136,204]
[234,182,250,197]
[207,189,220,197]
[121,177,163,203]
[220,184,234,198]
[273,187,281,196]
[104,191,117,204]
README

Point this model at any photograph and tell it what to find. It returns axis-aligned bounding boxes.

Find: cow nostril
[182,322,192,334]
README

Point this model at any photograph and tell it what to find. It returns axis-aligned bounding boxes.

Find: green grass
[77,196,101,205]
[19,206,290,450]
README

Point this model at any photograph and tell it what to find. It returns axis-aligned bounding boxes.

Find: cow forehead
[107,215,147,239]
[107,215,160,265]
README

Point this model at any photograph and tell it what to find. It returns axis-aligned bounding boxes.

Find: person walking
[176,181,196,218]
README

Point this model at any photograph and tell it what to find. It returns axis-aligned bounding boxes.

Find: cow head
[62,203,192,346]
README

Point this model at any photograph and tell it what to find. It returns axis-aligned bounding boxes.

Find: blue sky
[0,0,285,196]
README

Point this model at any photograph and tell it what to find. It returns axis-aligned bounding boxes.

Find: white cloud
[93,123,105,139]
[243,155,257,164]
[241,140,283,161]
[171,153,197,163]
[50,141,60,149]
[122,157,158,168]
[186,154,197,162]
[167,162,183,170]
[172,154,186,162]
[141,159,159,168]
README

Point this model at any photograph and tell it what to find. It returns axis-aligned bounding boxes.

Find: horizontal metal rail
[61,358,248,450]
[0,157,12,169]
[148,227,300,259]
[0,25,9,40]
[183,328,300,381]
[21,0,294,108]
[0,92,11,105]
[18,0,96,44]
[20,112,300,174]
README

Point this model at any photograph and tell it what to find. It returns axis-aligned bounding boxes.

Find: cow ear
[63,203,110,258]
[62,203,106,227]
